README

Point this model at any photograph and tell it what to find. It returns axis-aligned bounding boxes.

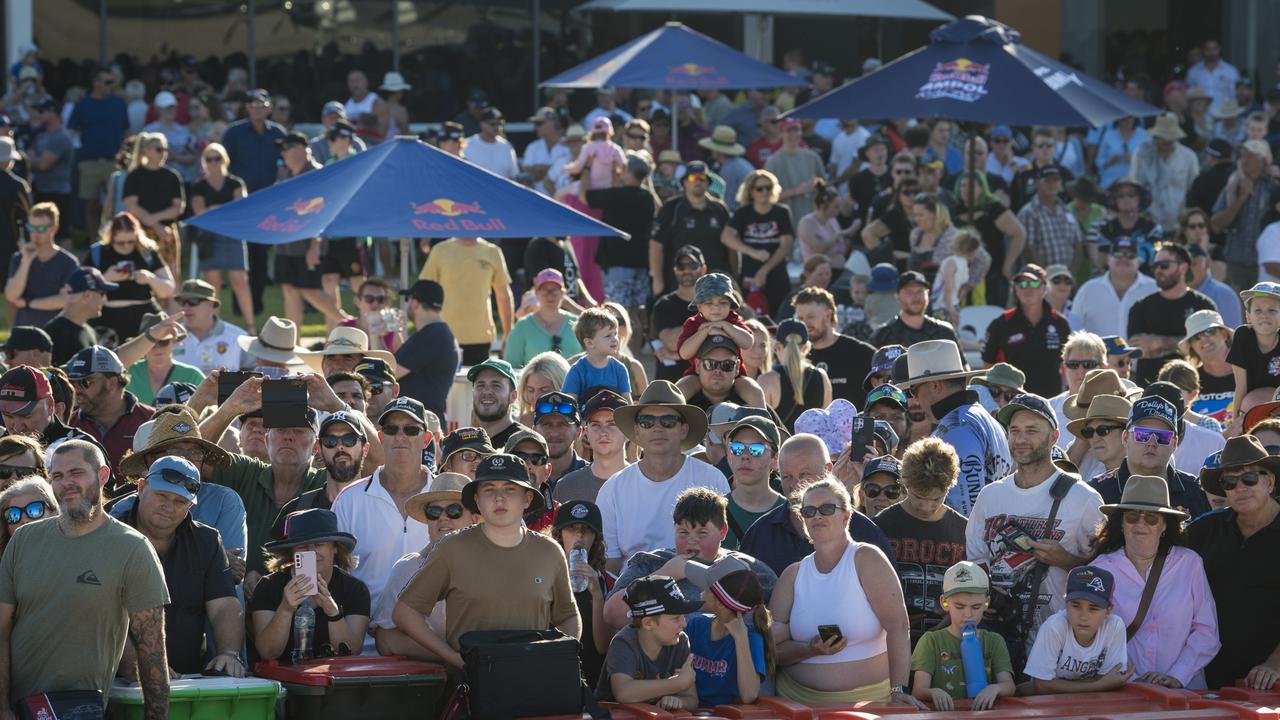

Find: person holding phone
[4,202,78,328]
[87,212,175,344]
[250,508,371,662]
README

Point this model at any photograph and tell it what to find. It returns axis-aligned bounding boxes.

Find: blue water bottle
[960,621,988,698]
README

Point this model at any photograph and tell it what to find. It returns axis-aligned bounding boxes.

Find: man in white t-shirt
[461,107,518,179]
[522,108,571,196]
[1256,220,1280,283]
[597,381,730,573]
[969,393,1105,667]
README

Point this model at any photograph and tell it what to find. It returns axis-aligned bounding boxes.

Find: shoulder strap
[1126,548,1168,640]
[725,505,747,543]
[1041,472,1077,539]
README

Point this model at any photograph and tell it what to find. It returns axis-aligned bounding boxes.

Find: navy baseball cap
[1101,336,1142,358]
[582,389,628,420]
[1066,565,1114,608]
[624,575,703,618]
[1103,236,1139,254]
[864,345,906,389]
[698,334,738,357]
[1128,396,1177,431]
[320,410,367,440]
[1036,164,1063,180]
[554,499,603,535]
[66,267,119,294]
[144,456,201,505]
[897,270,928,290]
[864,384,908,412]
[63,346,125,379]
[354,357,396,385]
[378,396,428,426]
[863,455,901,482]
[1,326,52,354]
[535,391,580,425]
[997,393,1058,430]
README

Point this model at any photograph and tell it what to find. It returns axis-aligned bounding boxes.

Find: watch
[322,604,345,622]
[891,685,907,695]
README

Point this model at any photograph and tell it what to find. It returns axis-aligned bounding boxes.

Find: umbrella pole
[400,238,410,292]
[965,121,976,227]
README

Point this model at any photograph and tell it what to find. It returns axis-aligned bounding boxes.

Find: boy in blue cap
[1023,565,1132,694]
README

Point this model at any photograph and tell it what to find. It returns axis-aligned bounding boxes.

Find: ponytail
[752,604,776,678]
[781,335,807,405]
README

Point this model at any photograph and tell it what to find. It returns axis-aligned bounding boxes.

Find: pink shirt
[1091,546,1220,688]
[582,139,623,190]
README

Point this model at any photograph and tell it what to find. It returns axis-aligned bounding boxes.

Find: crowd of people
[2,33,1280,717]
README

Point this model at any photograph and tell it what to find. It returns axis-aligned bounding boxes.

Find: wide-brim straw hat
[895,340,985,390]
[1099,474,1189,522]
[1066,394,1133,437]
[1198,435,1280,496]
[237,316,307,366]
[405,472,471,524]
[300,326,397,372]
[119,407,230,477]
[698,126,745,156]
[614,380,707,452]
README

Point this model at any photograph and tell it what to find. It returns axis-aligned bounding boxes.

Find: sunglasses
[1131,427,1174,446]
[627,133,647,140]
[1064,360,1100,370]
[382,423,424,436]
[536,400,577,417]
[1111,251,1138,260]
[24,223,50,234]
[752,184,773,193]
[0,465,37,481]
[1015,279,1044,289]
[1081,424,1123,439]
[1051,276,1074,285]
[512,450,548,466]
[1220,470,1266,492]
[177,298,207,308]
[1186,222,1207,230]
[320,433,361,449]
[892,169,915,176]
[1123,510,1162,526]
[987,387,1019,402]
[800,503,846,518]
[425,503,466,520]
[1152,260,1178,270]
[701,358,737,373]
[204,155,223,162]
[368,383,389,396]
[151,338,173,348]
[675,261,701,271]
[686,174,708,184]
[728,441,768,457]
[636,414,682,429]
[3,501,48,526]
[361,294,387,305]
[862,483,902,500]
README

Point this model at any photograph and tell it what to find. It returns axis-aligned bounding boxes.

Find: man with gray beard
[269,411,368,540]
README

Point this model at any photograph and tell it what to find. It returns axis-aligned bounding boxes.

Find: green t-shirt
[723,493,785,550]
[0,517,169,701]
[125,358,206,405]
[910,627,1012,699]
[211,454,326,574]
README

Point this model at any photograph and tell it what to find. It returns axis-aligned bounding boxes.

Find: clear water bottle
[569,545,590,593]
[292,599,316,663]
[960,621,989,698]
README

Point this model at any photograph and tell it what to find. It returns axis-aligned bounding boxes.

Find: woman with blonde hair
[86,211,175,342]
[741,319,773,380]
[759,319,831,432]
[722,168,794,315]
[190,141,254,328]
[123,131,185,274]
[515,351,571,426]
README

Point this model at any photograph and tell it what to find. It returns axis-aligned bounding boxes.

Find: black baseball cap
[441,121,465,140]
[2,326,52,354]
[276,131,309,149]
[675,245,705,266]
[685,161,710,178]
[698,334,738,357]
[582,389,628,420]
[354,357,396,385]
[1206,138,1233,160]
[441,427,496,464]
[625,575,703,617]
[463,453,543,513]
[997,392,1058,430]
[479,107,504,122]
[554,500,603,535]
[535,391,580,426]
[1036,164,1064,180]
[897,270,928,290]
[401,280,444,308]
[247,88,272,105]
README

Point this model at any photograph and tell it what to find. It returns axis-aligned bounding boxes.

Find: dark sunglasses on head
[728,441,767,457]
[1123,510,1162,525]
[382,423,424,436]
[1015,279,1044,289]
[320,433,361,449]
[636,414,682,429]
[3,501,48,525]
[799,502,845,518]
[512,450,548,466]
[862,483,902,500]
[1220,470,1266,491]
[701,358,737,373]
[24,223,50,234]
[1064,359,1100,370]
[0,465,37,481]
[425,503,466,520]
[1132,427,1174,446]
[362,294,387,305]
[1081,424,1123,439]
[536,400,576,417]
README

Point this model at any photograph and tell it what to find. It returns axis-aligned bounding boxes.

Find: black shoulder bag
[457,629,609,720]
[1125,548,1168,640]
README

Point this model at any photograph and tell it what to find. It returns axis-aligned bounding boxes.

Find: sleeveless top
[790,542,888,664]
[773,364,825,432]
[344,94,378,121]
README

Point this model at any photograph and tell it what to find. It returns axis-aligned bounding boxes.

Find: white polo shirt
[522,139,572,195]
[172,318,248,375]
[597,456,731,562]
[1068,272,1157,339]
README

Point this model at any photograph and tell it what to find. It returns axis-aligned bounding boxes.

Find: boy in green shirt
[911,561,1016,710]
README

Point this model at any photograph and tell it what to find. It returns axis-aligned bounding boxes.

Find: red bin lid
[254,656,447,687]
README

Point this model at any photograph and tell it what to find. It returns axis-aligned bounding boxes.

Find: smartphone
[261,378,308,429]
[293,550,318,596]
[818,624,843,644]
[849,416,876,463]
[217,370,261,404]
[997,519,1036,552]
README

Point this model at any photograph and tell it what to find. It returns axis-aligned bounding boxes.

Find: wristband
[322,605,345,622]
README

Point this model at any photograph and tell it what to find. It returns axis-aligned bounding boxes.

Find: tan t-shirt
[399,525,578,650]
[0,516,169,701]
[419,238,512,345]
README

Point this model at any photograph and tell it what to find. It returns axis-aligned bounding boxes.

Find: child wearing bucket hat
[673,273,759,407]
[683,555,775,706]
[1227,282,1280,434]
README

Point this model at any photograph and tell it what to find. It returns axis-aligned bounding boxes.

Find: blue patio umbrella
[786,15,1160,127]
[185,138,627,244]
[542,21,799,90]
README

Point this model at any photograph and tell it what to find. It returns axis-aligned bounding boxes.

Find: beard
[60,486,101,523]
[475,401,511,422]
[1155,272,1179,290]
[1014,436,1054,468]
[325,454,362,483]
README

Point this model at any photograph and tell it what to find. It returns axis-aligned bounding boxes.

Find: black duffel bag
[458,629,608,720]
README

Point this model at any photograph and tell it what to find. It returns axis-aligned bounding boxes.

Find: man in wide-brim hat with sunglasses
[599,380,730,574]
[1187,435,1280,691]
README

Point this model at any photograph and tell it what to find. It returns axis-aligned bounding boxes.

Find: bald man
[738,433,895,575]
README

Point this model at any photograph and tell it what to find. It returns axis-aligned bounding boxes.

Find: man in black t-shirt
[587,154,658,319]
[870,271,964,352]
[44,267,114,365]
[982,264,1072,397]
[394,280,461,425]
[650,247,705,383]
[650,161,732,293]
[1127,243,1216,385]
[791,286,874,408]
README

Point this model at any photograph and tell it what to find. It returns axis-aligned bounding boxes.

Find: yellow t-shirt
[420,238,512,345]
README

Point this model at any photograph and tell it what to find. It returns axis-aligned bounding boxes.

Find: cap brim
[406,490,463,523]
[263,531,357,553]
[896,368,985,390]
[146,478,199,505]
[1099,502,1187,522]
[942,585,989,598]
[614,403,708,452]
[684,561,712,590]
[0,399,37,415]
[1064,591,1110,607]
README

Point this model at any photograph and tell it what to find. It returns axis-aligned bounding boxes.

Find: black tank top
[774,365,825,432]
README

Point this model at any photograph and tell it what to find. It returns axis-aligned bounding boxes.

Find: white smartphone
[293,551,318,596]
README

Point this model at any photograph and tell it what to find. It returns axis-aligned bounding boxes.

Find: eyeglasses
[1186,222,1207,230]
[799,503,846,518]
[1220,470,1267,491]
[74,375,105,390]
[512,450,548,466]
[1111,251,1138,260]
[0,465,37,481]
[728,441,768,457]
[1123,510,1162,526]
[1051,276,1074,285]
[1131,427,1175,446]
[204,155,223,163]
[636,414,682,429]
[382,423,424,436]
[24,223,50,234]
[454,450,483,464]
[700,358,737,373]
[536,399,576,417]
[1081,424,1123,439]
[752,184,773,193]
[1034,142,1055,149]
[1064,360,1100,370]
[3,501,48,526]
[987,386,1019,402]
[320,433,362,449]
[424,503,466,520]
[177,298,207,308]
[1015,279,1044,289]
[675,261,701,271]
[862,483,902,500]
[1152,260,1177,270]
[361,294,387,305]
[627,133,647,140]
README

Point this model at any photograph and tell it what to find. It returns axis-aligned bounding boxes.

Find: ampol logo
[409,198,507,233]
[665,62,727,86]
[916,56,991,103]
[258,196,326,233]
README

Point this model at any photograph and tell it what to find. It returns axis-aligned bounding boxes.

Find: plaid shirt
[1017,195,1082,268]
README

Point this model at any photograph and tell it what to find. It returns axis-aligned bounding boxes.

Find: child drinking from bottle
[549,500,611,688]
[684,555,776,705]
[911,561,1015,710]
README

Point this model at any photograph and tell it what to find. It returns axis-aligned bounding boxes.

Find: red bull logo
[664,62,727,87]
[287,197,326,216]
[410,198,485,217]
[916,56,991,103]
[409,198,506,233]
[257,196,325,233]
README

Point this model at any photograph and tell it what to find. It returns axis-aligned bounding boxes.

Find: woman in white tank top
[768,480,927,708]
